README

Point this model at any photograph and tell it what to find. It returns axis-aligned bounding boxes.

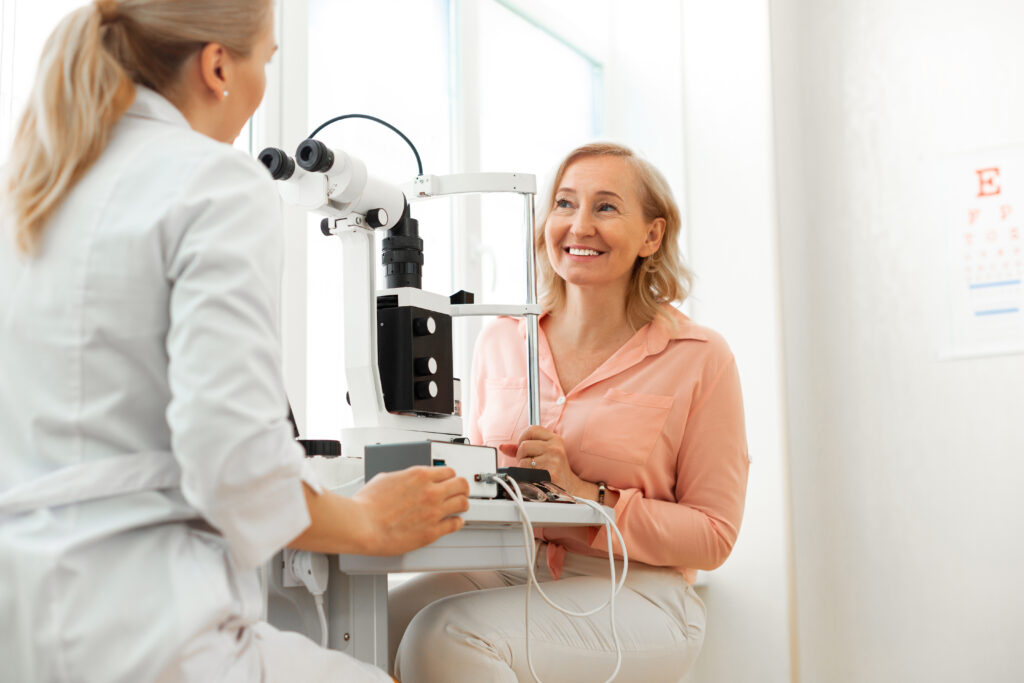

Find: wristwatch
[597,481,607,506]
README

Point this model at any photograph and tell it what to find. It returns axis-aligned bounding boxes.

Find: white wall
[504,5,795,682]
[677,2,793,683]
[770,0,1024,680]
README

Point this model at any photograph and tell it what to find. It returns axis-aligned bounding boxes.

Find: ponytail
[2,0,271,255]
[5,4,133,254]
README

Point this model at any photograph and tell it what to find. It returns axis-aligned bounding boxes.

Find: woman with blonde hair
[388,143,750,681]
[0,2,469,681]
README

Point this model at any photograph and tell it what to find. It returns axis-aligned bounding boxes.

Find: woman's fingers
[518,424,555,442]
[510,440,544,459]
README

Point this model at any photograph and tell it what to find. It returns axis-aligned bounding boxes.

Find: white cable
[286,550,331,648]
[498,478,629,610]
[498,477,623,683]
[340,474,365,487]
[314,594,328,648]
[334,474,364,493]
[491,476,628,683]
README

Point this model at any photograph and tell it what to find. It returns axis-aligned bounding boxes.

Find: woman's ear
[197,42,229,99]
[638,217,666,258]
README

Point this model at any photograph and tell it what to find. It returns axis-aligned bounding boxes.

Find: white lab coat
[0,88,389,682]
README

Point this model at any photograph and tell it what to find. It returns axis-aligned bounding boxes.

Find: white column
[264,0,310,434]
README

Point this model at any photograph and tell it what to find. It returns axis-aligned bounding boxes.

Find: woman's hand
[499,425,585,497]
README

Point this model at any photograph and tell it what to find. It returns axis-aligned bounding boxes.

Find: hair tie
[95,0,119,25]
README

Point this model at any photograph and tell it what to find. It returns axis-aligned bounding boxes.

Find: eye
[555,198,573,209]
[597,202,617,212]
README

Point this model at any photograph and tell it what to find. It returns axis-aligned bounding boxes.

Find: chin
[557,272,608,289]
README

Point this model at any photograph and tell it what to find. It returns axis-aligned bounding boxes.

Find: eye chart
[941,148,1024,358]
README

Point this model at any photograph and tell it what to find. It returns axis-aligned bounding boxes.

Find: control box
[364,441,498,499]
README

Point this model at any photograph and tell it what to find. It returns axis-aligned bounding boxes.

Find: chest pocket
[580,388,674,465]
[478,376,527,445]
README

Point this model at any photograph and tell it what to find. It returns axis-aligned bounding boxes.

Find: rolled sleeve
[163,152,310,569]
[589,356,749,571]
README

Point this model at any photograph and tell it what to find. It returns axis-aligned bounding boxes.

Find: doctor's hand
[289,468,469,557]
[500,425,585,497]
[352,466,470,555]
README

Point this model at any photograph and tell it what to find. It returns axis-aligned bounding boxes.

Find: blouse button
[556,396,566,405]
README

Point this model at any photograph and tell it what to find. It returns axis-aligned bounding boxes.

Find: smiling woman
[388,142,749,682]
[537,142,693,331]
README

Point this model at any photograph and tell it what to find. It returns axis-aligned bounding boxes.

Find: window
[474,0,603,308]
[300,0,602,438]
[304,0,453,437]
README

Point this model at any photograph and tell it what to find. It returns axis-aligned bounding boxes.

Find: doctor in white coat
[0,1,470,681]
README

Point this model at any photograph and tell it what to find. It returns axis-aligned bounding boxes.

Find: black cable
[308,114,423,176]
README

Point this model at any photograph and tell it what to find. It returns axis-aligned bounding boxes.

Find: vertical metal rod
[524,193,541,425]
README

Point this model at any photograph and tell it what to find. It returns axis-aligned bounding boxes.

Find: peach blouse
[467,305,749,584]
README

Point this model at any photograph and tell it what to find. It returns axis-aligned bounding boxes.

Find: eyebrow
[556,187,624,201]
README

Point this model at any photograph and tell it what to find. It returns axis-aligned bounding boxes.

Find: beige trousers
[389,543,706,683]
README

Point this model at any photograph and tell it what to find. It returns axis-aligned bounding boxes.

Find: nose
[568,210,596,238]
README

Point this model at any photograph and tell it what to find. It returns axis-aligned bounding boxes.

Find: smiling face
[543,155,666,298]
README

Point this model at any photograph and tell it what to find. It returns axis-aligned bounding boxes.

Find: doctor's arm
[288,469,468,556]
[164,154,468,567]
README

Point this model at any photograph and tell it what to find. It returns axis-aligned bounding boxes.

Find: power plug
[283,549,329,596]
[283,549,331,647]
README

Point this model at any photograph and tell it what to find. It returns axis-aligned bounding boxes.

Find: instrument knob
[415,380,439,400]
[413,316,437,336]
[414,357,438,376]
[365,208,388,228]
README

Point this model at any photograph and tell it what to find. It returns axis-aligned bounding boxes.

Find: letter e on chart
[976,167,1001,198]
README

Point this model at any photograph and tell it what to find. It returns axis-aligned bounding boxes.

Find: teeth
[568,247,601,256]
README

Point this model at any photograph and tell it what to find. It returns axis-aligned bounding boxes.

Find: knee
[393,596,512,683]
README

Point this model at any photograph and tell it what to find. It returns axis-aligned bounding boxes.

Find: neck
[548,281,634,350]
[170,91,222,142]
[162,64,227,143]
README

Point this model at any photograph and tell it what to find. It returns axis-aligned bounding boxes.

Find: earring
[222,90,229,98]
[642,252,660,274]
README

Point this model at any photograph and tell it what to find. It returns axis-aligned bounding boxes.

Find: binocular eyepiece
[258,139,336,179]
[257,140,424,290]
[258,147,296,180]
[295,139,334,173]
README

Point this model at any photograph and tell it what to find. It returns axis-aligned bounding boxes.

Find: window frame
[269,0,606,434]
[449,0,605,397]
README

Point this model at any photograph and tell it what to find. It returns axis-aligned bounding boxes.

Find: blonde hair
[536,142,693,329]
[3,0,271,254]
